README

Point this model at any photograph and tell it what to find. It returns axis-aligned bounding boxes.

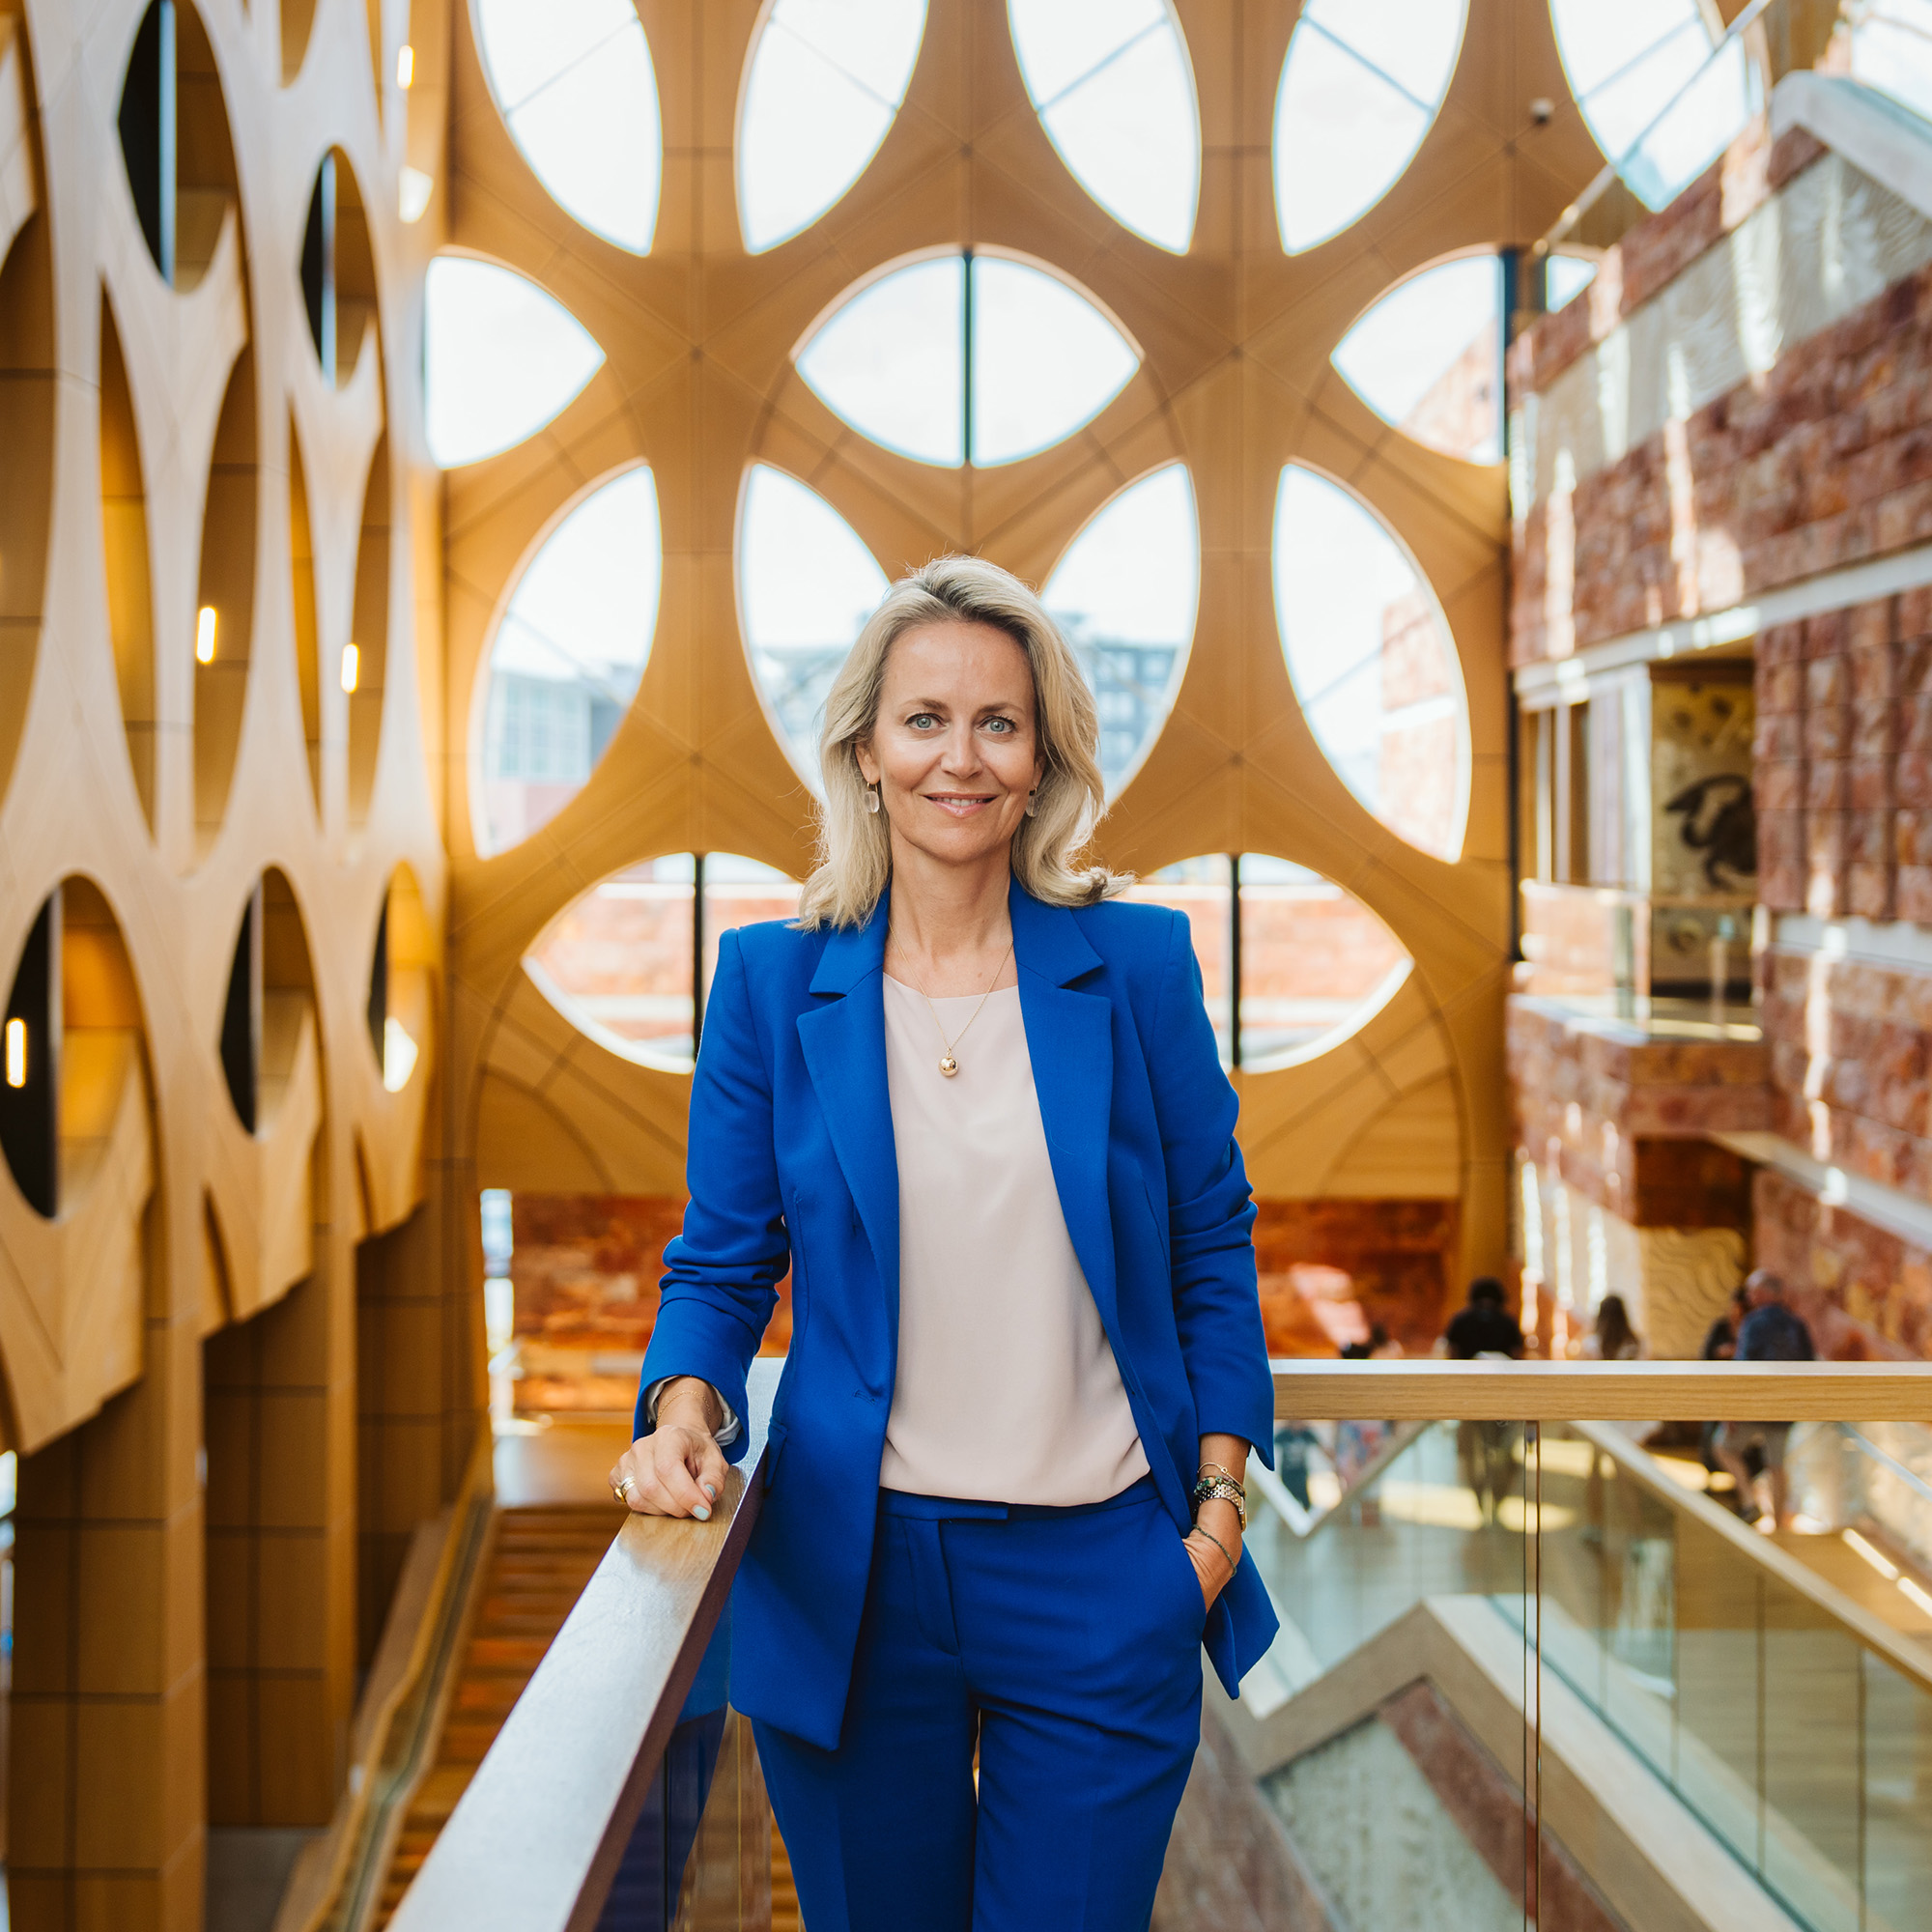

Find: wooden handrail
[1272,1359,1932,1421]
[386,1361,778,1932]
[382,1359,1932,1929]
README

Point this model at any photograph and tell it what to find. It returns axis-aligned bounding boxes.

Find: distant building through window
[1273,466,1467,861]
[475,467,661,853]
[526,855,804,1069]
[1126,856,1411,1068]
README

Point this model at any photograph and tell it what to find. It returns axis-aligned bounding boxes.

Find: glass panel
[476,468,661,856]
[1853,4,1932,125]
[793,255,1139,468]
[1238,857,1409,1067]
[524,854,801,1070]
[425,257,604,468]
[1039,464,1197,794]
[738,465,890,788]
[1273,0,1467,252]
[1865,1651,1932,1932]
[970,256,1137,465]
[738,0,928,252]
[1008,0,1200,251]
[474,0,661,251]
[1547,251,1599,310]
[1549,0,1755,210]
[1331,255,1501,464]
[1273,465,1467,860]
[1246,1419,1535,1685]
[526,856,696,1066]
[796,256,966,466]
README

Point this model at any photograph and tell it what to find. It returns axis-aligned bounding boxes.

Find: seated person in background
[1715,1271,1815,1530]
[1443,1277,1521,1523]
[1582,1293,1642,1361]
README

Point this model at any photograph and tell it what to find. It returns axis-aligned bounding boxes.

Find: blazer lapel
[797,909,900,1357]
[1009,882,1119,1333]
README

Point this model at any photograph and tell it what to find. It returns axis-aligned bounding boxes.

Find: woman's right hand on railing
[610,1377,729,1522]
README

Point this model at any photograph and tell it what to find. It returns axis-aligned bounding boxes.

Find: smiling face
[855,619,1045,875]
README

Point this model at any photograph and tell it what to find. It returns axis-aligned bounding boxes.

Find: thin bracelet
[1187,1523,1237,1575]
[1197,1462,1242,1483]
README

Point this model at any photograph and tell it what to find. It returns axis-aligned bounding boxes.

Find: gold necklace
[889,936,1014,1078]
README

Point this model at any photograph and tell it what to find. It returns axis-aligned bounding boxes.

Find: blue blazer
[635,878,1280,1749]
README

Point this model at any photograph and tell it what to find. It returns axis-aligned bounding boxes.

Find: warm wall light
[1902,1576,1932,1617]
[196,605,218,664]
[4,1017,26,1089]
[341,642,360,694]
[397,43,414,88]
[399,168,434,223]
[383,1015,418,1092]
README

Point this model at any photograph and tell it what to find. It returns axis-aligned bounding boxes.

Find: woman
[610,556,1278,1931]
[1584,1293,1641,1361]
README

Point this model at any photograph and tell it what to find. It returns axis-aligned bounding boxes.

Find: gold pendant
[939,1055,959,1078]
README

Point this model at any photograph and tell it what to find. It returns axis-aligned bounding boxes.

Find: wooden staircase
[373,1503,621,1927]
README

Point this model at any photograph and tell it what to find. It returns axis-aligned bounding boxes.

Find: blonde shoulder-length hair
[795,554,1128,930]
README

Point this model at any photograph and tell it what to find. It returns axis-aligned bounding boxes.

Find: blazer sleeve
[634,927,788,1460]
[1144,909,1276,1466]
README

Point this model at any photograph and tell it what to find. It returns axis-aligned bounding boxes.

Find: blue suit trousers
[753,1479,1206,1932]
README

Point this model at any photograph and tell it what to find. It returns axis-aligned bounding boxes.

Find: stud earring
[1025,788,1038,818]
[865,783,881,815]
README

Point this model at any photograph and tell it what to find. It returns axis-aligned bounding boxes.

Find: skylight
[425,257,605,468]
[795,254,1138,468]
[1273,0,1468,252]
[739,0,928,252]
[1549,0,1754,210]
[1332,255,1501,464]
[474,467,661,854]
[1008,0,1200,251]
[1041,465,1197,794]
[739,465,890,786]
[1273,465,1466,861]
[473,0,661,251]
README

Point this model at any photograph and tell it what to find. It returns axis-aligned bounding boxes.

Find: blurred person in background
[1442,1277,1521,1523]
[1714,1271,1815,1530]
[1582,1293,1641,1361]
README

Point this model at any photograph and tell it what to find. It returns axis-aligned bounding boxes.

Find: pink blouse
[877,978,1149,1504]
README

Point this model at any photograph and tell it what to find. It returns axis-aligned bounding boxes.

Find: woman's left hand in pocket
[1183,1496,1241,1609]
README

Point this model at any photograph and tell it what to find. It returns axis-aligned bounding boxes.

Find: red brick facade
[1507,999,1771,1217]
[1754,588,1932,921]
[1752,1168,1929,1359]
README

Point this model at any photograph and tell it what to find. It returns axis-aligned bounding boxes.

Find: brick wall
[1752,1168,1929,1358]
[1754,587,1932,920]
[1507,999,1771,1216]
[1757,941,1932,1205]
[1513,259,1932,666]
[1253,1199,1462,1354]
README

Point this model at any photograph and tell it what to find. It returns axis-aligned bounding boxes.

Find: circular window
[796,254,1138,468]
[1273,465,1467,862]
[474,466,662,855]
[1123,855,1411,1069]
[738,0,926,252]
[525,856,803,1070]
